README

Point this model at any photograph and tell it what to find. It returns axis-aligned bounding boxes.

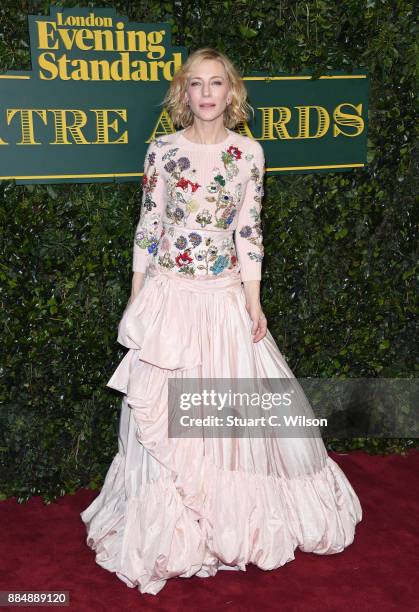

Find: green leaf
[239,24,258,38]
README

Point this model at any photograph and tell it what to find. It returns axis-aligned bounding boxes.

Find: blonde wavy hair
[161,47,254,130]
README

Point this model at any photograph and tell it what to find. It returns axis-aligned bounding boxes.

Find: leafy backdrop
[1,0,417,502]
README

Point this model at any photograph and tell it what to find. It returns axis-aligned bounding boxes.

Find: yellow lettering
[259,107,292,140]
[57,28,79,51]
[295,106,330,138]
[161,54,181,80]
[38,52,58,80]
[36,21,58,50]
[109,54,132,81]
[334,103,364,137]
[146,111,175,142]
[91,109,128,144]
[75,29,95,51]
[56,55,71,80]
[89,60,111,81]
[49,110,89,144]
[69,59,90,81]
[7,109,48,144]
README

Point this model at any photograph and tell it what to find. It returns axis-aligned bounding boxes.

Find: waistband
[162,220,234,237]
[148,262,242,292]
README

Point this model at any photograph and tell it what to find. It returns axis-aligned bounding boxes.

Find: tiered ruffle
[81,264,362,595]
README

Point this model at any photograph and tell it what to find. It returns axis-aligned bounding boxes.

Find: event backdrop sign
[0,7,369,184]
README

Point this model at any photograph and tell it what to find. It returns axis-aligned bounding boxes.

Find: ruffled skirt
[80,264,362,595]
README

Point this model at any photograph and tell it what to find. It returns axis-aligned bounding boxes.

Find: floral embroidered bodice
[132,127,265,281]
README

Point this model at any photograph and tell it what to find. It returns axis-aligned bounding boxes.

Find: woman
[80,47,362,596]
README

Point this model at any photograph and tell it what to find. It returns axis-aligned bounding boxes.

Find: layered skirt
[80,264,362,595]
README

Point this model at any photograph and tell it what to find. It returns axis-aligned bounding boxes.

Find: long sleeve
[132,139,167,273]
[234,141,265,281]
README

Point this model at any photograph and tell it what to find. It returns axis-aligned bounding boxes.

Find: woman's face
[185,59,231,122]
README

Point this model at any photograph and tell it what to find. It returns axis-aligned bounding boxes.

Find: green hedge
[1,1,417,503]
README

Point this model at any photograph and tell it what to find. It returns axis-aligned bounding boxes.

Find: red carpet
[1,449,417,611]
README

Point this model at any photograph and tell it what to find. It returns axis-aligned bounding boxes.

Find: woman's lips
[200,104,215,107]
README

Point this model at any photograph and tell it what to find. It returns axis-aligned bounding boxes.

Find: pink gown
[80,128,362,595]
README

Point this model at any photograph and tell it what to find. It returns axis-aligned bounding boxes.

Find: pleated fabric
[80,264,362,595]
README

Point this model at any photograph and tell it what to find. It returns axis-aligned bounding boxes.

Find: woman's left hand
[245,301,267,342]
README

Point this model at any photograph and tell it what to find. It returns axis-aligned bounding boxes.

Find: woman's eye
[191,81,222,86]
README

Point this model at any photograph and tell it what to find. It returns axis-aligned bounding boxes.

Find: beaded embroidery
[134,139,171,254]
[201,144,243,230]
[237,160,265,262]
[156,224,238,277]
[133,134,265,279]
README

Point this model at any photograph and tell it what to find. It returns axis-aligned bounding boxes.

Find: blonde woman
[81,48,362,596]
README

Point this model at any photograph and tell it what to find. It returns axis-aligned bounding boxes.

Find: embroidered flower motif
[142,167,159,212]
[195,209,213,228]
[248,252,263,262]
[174,235,188,250]
[248,161,264,203]
[236,156,265,263]
[176,176,200,193]
[177,157,191,171]
[148,240,158,255]
[158,251,176,269]
[210,255,230,275]
[173,207,185,223]
[162,146,180,160]
[221,145,242,180]
[165,152,202,226]
[153,227,238,277]
[135,211,161,254]
[215,207,236,229]
[240,206,264,262]
[188,232,202,248]
[239,225,252,238]
[203,150,242,228]
[164,159,177,173]
[226,145,242,160]
[175,176,189,190]
[135,137,172,255]
[153,137,170,148]
[221,237,234,250]
[186,199,200,213]
[207,184,219,195]
[175,250,193,267]
[226,209,236,226]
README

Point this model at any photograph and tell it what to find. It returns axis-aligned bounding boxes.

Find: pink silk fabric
[80,264,363,595]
